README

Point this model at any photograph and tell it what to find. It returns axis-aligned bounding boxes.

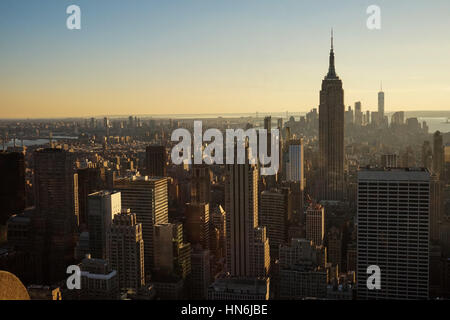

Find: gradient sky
[1,0,450,118]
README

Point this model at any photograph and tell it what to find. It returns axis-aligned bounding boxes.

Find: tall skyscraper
[153,223,191,279]
[285,139,304,183]
[77,167,103,229]
[430,174,444,242]
[190,164,211,204]
[114,176,168,273]
[32,148,79,284]
[357,168,430,299]
[190,248,211,299]
[225,146,269,277]
[184,202,210,250]
[87,191,121,259]
[210,205,226,261]
[252,226,270,277]
[0,151,25,225]
[108,209,145,290]
[433,131,444,178]
[326,226,342,268]
[305,203,325,246]
[144,145,167,177]
[319,32,345,201]
[422,141,433,170]
[259,189,290,259]
[354,101,363,126]
[378,84,385,122]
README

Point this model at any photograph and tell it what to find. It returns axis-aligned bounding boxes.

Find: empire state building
[319,32,345,201]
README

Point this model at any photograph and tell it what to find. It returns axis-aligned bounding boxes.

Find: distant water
[0,136,77,150]
[419,117,450,133]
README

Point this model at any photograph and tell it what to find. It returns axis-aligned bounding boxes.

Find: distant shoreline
[1,110,450,121]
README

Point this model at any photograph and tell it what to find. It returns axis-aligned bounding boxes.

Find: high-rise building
[252,226,270,277]
[0,152,25,226]
[153,223,191,279]
[357,168,430,299]
[391,111,405,126]
[190,248,211,299]
[32,148,79,284]
[79,255,119,300]
[344,106,354,125]
[354,102,363,126]
[306,204,325,246]
[259,189,290,259]
[430,174,444,242]
[319,32,345,201]
[225,150,261,277]
[278,238,328,299]
[114,176,168,273]
[108,209,145,290]
[326,226,342,268]
[0,151,26,239]
[381,154,398,168]
[422,141,433,170]
[184,202,210,250]
[77,167,103,229]
[87,191,121,259]
[433,131,444,178]
[190,164,211,204]
[210,205,226,261]
[285,139,304,183]
[378,86,385,122]
[144,145,167,177]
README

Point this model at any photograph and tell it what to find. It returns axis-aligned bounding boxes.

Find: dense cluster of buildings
[1,35,450,300]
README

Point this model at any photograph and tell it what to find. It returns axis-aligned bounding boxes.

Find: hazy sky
[1,0,450,118]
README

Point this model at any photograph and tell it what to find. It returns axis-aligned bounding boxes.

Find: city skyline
[1,1,450,303]
[1,0,450,118]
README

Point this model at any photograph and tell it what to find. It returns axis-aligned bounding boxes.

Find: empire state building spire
[326,29,338,79]
[319,30,345,201]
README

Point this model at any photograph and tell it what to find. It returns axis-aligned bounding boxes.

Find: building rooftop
[358,167,430,181]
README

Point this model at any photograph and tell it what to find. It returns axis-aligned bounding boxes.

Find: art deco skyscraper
[357,168,430,299]
[319,32,345,201]
[225,146,263,277]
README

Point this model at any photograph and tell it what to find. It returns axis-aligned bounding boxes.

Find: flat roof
[358,168,430,181]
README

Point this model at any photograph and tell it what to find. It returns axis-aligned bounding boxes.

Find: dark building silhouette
[319,32,345,201]
[144,145,167,176]
[0,152,26,225]
[77,167,103,230]
[31,148,79,284]
[433,131,444,178]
